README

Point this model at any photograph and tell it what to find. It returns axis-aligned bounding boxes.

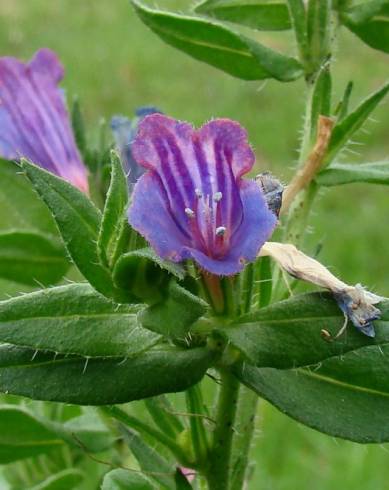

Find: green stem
[230,388,260,490]
[206,370,240,490]
[186,384,209,465]
[100,406,191,466]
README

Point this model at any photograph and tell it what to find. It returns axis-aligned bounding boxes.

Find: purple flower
[111,106,162,186]
[128,114,277,276]
[0,48,88,193]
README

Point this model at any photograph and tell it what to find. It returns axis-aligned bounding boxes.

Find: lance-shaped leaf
[310,63,332,138]
[29,469,84,490]
[324,82,389,165]
[317,161,389,186]
[194,0,292,31]
[123,428,176,490]
[216,292,389,369]
[0,231,69,286]
[286,0,310,68]
[306,0,331,68]
[21,160,127,302]
[0,159,57,235]
[234,340,389,443]
[340,1,389,54]
[132,0,303,81]
[0,344,213,404]
[0,405,65,463]
[0,283,159,357]
[102,469,155,490]
[98,151,130,268]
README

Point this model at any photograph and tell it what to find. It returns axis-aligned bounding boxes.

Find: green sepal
[113,247,185,304]
[139,281,208,339]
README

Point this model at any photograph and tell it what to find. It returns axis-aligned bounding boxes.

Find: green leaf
[102,469,155,490]
[144,396,185,438]
[310,63,332,138]
[334,80,353,121]
[306,0,331,67]
[0,283,159,357]
[218,292,389,369]
[324,82,389,165]
[60,412,114,452]
[139,281,208,339]
[132,0,303,81]
[194,0,292,31]
[98,151,130,268]
[175,469,193,489]
[235,341,389,443]
[21,160,126,302]
[71,96,87,158]
[0,160,57,236]
[0,345,213,404]
[0,405,64,463]
[113,247,185,304]
[29,469,84,490]
[341,1,389,53]
[286,0,309,68]
[123,427,175,490]
[0,231,69,287]
[317,161,389,186]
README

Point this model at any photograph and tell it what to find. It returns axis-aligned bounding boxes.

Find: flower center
[184,188,228,258]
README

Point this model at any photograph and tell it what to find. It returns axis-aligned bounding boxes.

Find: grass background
[0,0,388,488]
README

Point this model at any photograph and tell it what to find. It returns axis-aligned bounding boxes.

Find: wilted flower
[128,114,277,276]
[111,106,162,186]
[0,48,88,193]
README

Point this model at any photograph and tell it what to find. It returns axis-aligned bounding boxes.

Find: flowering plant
[0,1,388,489]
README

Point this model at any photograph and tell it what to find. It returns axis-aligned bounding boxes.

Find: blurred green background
[0,0,388,489]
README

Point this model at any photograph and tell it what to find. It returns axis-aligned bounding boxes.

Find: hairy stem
[206,370,240,490]
[230,387,260,490]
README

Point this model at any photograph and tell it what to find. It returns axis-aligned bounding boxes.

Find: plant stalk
[206,370,240,490]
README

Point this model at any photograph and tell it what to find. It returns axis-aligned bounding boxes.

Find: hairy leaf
[218,292,389,368]
[132,0,303,81]
[0,345,213,404]
[317,161,389,186]
[22,160,127,302]
[0,231,69,286]
[235,341,389,442]
[194,0,292,31]
[0,283,159,357]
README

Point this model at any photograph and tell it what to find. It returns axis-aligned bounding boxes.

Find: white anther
[213,192,223,202]
[185,207,195,218]
[195,188,202,198]
[215,226,226,236]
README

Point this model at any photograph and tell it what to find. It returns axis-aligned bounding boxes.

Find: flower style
[111,106,162,186]
[0,48,88,193]
[128,114,277,276]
